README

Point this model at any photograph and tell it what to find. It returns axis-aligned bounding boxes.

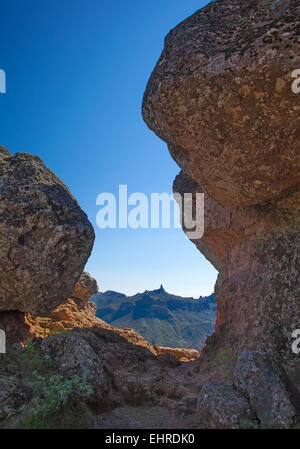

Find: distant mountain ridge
[91,285,216,352]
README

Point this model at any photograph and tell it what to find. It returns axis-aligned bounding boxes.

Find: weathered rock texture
[233,350,300,429]
[197,384,256,429]
[71,272,98,305]
[0,284,197,363]
[0,147,95,315]
[143,0,300,428]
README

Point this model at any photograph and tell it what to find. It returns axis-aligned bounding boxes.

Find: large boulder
[154,345,199,362]
[143,0,300,206]
[143,0,300,428]
[0,147,94,315]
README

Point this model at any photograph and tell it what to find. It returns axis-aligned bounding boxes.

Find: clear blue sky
[0,0,217,297]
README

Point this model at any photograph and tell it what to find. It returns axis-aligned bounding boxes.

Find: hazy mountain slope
[91,286,216,351]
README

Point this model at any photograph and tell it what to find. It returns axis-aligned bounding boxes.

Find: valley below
[92,286,216,353]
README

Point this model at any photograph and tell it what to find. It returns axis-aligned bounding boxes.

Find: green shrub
[17,341,94,429]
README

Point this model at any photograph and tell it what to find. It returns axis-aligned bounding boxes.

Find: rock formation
[93,288,216,351]
[197,384,257,429]
[143,0,300,207]
[154,345,199,362]
[0,147,94,315]
[1,0,300,428]
[0,272,204,428]
[143,0,300,428]
[71,272,99,305]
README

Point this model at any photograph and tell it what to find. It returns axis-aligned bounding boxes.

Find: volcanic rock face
[173,172,300,360]
[36,333,109,402]
[0,147,95,315]
[143,0,300,428]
